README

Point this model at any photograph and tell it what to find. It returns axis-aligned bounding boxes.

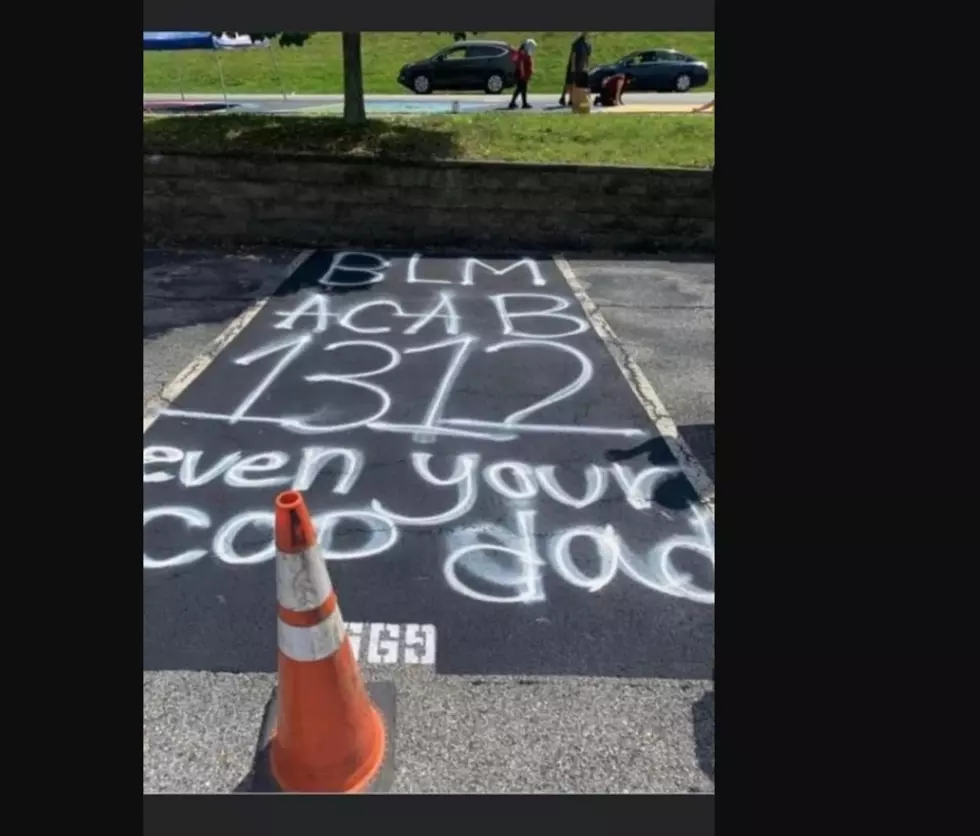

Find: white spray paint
[274,290,461,338]
[403,292,461,335]
[144,446,712,605]
[617,504,715,604]
[406,252,450,285]
[213,511,276,565]
[340,300,409,334]
[162,336,642,441]
[299,340,399,433]
[143,445,364,494]
[461,257,547,288]
[396,336,480,444]
[490,293,589,339]
[145,254,715,608]
[206,507,398,566]
[318,250,391,288]
[548,525,621,593]
[229,333,313,424]
[444,506,714,605]
[273,292,332,332]
[609,462,682,511]
[223,452,291,488]
[483,461,538,502]
[143,506,210,569]
[161,258,645,442]
[535,465,608,510]
[370,452,480,526]
[443,509,546,604]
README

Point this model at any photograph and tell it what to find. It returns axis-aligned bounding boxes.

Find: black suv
[397,40,517,95]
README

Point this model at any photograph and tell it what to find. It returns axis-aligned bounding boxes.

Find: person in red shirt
[508,39,537,110]
[594,73,627,107]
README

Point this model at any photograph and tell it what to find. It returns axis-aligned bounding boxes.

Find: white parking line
[553,255,715,514]
[143,250,315,433]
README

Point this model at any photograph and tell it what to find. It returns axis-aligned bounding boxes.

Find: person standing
[559,32,592,106]
[508,39,536,109]
[559,49,574,107]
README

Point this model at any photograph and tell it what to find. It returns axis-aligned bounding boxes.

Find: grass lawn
[142,112,715,168]
[142,32,715,96]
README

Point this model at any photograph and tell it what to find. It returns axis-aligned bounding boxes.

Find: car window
[638,52,660,63]
[441,46,468,60]
[466,45,505,58]
[620,53,641,66]
[655,50,683,62]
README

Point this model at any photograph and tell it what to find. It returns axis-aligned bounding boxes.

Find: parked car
[588,49,710,93]
[397,40,517,95]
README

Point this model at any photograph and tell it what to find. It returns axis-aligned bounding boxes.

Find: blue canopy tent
[142,32,286,103]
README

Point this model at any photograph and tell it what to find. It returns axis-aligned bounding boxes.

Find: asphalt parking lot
[143,246,715,793]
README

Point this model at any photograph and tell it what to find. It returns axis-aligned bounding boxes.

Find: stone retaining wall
[143,153,715,254]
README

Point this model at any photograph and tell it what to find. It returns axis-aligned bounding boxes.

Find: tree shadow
[142,247,299,343]
[676,423,715,484]
[604,430,714,510]
[143,114,463,162]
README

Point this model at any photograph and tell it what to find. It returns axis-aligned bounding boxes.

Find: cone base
[269,701,386,794]
[242,680,396,795]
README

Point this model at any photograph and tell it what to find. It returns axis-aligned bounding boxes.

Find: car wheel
[485,73,505,94]
[674,73,693,92]
[412,74,432,94]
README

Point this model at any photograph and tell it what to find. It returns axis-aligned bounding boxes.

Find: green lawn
[143,32,715,96]
[142,112,715,168]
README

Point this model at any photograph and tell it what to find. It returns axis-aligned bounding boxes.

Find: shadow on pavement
[605,430,715,504]
[142,248,301,343]
[231,680,397,794]
[676,423,715,484]
[693,689,715,783]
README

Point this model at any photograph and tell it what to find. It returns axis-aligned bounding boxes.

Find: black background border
[145,794,713,832]
[142,1,716,33]
[25,0,956,826]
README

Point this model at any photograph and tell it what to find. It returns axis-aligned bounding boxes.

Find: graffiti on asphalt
[144,252,714,607]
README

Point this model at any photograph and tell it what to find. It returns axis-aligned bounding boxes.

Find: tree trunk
[342,32,366,125]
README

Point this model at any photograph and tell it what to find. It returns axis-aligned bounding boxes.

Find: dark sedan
[397,40,518,95]
[588,49,710,93]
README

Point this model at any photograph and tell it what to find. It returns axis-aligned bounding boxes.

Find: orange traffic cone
[268,490,386,793]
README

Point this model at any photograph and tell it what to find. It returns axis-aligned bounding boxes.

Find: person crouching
[594,73,627,108]
[509,39,536,109]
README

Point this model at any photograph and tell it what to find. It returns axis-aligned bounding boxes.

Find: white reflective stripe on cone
[276,547,333,612]
[278,608,347,662]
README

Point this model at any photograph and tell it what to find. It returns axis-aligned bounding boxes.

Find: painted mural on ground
[143,251,714,677]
